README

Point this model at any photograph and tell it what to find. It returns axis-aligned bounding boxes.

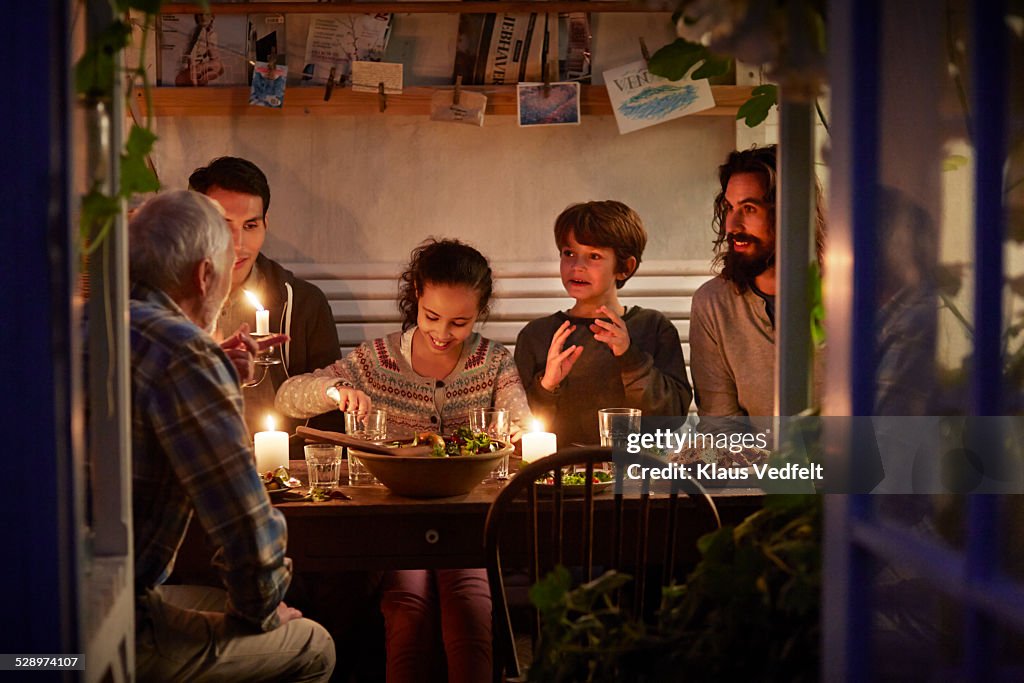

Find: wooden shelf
[162,2,662,14]
[139,85,752,117]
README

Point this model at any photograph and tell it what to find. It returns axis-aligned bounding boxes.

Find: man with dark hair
[689,145,825,418]
[189,156,342,444]
[127,191,335,680]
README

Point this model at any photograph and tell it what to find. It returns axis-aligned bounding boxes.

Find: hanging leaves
[808,262,825,348]
[75,20,132,100]
[120,126,159,196]
[736,84,778,127]
[648,38,731,82]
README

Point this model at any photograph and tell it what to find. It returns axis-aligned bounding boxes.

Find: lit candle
[245,290,270,335]
[522,419,557,463]
[254,415,289,474]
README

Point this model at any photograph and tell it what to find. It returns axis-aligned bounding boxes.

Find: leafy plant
[528,495,822,682]
[645,37,732,83]
[76,0,203,257]
[646,0,828,130]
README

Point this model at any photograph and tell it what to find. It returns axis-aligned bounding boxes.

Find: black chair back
[483,446,721,681]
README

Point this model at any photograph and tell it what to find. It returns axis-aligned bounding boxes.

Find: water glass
[598,408,642,450]
[304,444,342,497]
[470,408,511,480]
[345,410,387,485]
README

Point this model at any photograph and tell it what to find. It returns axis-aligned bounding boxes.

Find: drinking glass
[345,410,387,485]
[598,408,642,450]
[598,408,641,478]
[304,443,342,499]
[470,408,511,480]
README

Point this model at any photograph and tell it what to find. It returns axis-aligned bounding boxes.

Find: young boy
[514,201,693,446]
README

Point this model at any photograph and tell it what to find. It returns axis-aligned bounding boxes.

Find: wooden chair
[483,446,721,681]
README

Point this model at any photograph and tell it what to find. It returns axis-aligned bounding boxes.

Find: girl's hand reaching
[325,383,372,415]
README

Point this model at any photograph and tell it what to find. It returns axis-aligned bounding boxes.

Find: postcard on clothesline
[602,60,715,134]
[249,62,288,108]
[351,61,403,94]
[430,89,487,127]
[517,82,581,127]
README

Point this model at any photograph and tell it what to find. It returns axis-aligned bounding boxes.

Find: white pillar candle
[255,309,270,336]
[254,415,289,473]
[245,290,270,335]
[522,420,557,463]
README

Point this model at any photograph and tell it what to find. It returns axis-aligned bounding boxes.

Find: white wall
[148,13,737,267]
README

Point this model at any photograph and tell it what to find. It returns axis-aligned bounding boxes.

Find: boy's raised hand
[590,305,631,357]
[541,320,584,391]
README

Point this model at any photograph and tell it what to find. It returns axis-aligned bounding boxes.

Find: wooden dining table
[171,459,765,581]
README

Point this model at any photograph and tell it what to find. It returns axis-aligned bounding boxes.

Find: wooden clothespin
[378,82,387,112]
[324,66,337,102]
[639,37,651,66]
[453,75,462,105]
[267,48,279,78]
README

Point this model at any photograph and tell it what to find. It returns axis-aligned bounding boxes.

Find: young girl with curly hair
[276,238,530,681]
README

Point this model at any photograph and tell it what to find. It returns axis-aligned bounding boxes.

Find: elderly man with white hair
[126,190,335,681]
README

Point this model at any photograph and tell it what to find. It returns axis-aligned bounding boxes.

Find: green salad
[414,426,501,458]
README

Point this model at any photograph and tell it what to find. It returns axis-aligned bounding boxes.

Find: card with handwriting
[603,59,715,134]
[351,61,403,94]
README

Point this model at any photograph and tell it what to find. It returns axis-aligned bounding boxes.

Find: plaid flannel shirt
[130,283,290,631]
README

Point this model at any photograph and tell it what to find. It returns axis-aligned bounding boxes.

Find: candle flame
[530,419,544,433]
[264,415,276,432]
[244,290,265,311]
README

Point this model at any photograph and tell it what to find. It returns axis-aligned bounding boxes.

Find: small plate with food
[536,470,615,497]
[262,466,302,498]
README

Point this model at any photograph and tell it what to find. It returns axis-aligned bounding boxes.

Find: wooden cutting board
[295,426,434,457]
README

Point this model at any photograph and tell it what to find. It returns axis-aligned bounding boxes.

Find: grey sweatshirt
[689,276,776,418]
[514,307,693,446]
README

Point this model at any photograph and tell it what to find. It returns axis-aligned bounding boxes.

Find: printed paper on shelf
[248,14,287,66]
[602,60,715,134]
[158,13,248,87]
[453,14,559,85]
[301,14,392,86]
[564,13,591,81]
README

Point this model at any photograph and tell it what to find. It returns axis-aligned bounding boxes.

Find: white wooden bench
[285,260,715,375]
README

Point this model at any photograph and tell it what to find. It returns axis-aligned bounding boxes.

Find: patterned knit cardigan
[275,330,531,436]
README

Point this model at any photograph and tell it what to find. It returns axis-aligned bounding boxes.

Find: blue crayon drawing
[618,84,698,120]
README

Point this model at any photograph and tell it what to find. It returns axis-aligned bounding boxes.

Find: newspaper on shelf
[563,13,591,81]
[301,14,393,86]
[453,13,560,85]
